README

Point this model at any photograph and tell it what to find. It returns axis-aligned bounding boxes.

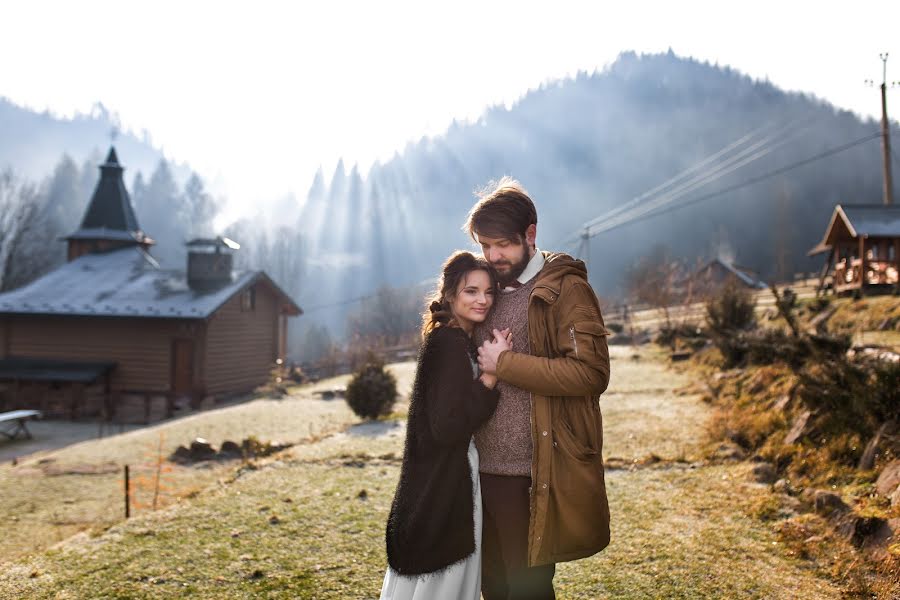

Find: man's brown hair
[463,176,537,243]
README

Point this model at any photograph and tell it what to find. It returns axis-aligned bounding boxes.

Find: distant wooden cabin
[0,147,302,421]
[679,258,768,299]
[809,204,900,295]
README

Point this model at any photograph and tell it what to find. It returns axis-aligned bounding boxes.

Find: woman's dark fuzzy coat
[385,326,499,575]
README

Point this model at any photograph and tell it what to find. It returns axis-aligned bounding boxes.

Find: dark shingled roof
[690,258,768,289]
[839,204,900,237]
[65,146,150,244]
[809,204,900,255]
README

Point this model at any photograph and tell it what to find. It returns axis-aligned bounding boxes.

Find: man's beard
[492,249,530,287]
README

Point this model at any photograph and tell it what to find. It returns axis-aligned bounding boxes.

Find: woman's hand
[479,372,498,390]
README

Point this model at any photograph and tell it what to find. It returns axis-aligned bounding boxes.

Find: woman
[380,251,506,600]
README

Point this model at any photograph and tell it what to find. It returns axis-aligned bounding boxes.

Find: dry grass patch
[827,297,900,335]
[0,364,416,565]
[0,347,841,599]
[0,437,839,599]
[556,464,839,599]
[602,345,709,463]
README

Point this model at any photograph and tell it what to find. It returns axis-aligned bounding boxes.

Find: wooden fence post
[124,464,130,519]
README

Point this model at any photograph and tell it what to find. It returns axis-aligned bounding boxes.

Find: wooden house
[809,204,900,295]
[676,258,768,300]
[694,258,767,290]
[0,148,302,421]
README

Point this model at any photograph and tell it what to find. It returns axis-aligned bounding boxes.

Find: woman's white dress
[379,437,482,600]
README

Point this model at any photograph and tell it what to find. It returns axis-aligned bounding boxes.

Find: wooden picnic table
[0,410,42,441]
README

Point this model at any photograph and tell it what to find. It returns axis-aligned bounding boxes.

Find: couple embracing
[380,178,612,600]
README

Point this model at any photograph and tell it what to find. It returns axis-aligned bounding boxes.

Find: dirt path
[0,346,839,599]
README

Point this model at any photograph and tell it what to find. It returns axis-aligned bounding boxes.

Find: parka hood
[534,251,588,293]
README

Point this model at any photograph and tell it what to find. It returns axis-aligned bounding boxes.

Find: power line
[302,293,381,313]
[301,277,438,313]
[579,122,777,231]
[309,132,883,313]
[556,118,817,248]
[586,121,815,236]
[587,131,882,234]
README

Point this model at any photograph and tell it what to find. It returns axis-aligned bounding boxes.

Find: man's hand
[478,328,512,375]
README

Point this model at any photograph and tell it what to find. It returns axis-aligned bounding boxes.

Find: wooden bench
[0,410,42,441]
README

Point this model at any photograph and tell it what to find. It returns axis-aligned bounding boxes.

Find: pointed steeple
[65,146,154,261]
[105,146,120,165]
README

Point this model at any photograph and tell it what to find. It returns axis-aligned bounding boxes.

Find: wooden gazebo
[810,204,900,295]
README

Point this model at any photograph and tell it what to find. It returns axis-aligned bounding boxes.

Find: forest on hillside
[1,51,894,363]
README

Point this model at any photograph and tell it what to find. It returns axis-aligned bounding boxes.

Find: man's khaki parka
[495,252,612,567]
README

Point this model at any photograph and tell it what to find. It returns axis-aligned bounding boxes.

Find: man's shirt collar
[503,248,544,291]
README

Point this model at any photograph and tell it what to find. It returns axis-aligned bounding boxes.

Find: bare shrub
[797,358,900,438]
[625,245,683,332]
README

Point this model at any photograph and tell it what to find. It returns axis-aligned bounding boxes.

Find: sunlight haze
[2,0,897,223]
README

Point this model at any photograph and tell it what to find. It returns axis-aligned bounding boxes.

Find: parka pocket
[566,320,611,360]
[554,420,599,464]
[549,420,608,554]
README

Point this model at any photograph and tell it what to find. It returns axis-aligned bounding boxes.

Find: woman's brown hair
[421,251,499,338]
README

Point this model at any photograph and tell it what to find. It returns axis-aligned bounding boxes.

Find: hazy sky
[2,1,898,221]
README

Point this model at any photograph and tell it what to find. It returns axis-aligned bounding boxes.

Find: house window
[241,287,256,312]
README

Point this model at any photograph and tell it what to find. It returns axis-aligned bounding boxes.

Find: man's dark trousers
[481,473,556,600]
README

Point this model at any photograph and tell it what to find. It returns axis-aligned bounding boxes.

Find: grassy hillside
[687,293,900,598]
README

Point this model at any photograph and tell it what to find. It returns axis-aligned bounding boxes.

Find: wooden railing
[865,260,899,285]
[834,258,899,290]
[833,258,861,290]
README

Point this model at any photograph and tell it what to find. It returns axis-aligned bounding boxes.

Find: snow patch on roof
[0,247,258,319]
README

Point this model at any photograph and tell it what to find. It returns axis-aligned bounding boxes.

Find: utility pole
[579,228,590,270]
[867,53,895,205]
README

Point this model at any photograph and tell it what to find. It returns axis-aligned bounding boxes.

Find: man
[466,177,611,600]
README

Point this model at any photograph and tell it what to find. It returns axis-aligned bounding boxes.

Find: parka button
[542,431,548,436]
[542,483,547,489]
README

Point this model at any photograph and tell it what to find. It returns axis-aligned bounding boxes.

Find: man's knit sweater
[474,277,536,476]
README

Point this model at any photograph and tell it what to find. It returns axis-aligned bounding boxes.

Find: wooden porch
[810,204,900,296]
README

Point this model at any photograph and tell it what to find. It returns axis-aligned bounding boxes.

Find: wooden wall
[4,315,199,392]
[2,281,289,404]
[204,283,280,396]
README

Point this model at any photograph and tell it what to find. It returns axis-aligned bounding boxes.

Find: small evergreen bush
[345,355,397,420]
[705,281,759,366]
[705,281,756,335]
